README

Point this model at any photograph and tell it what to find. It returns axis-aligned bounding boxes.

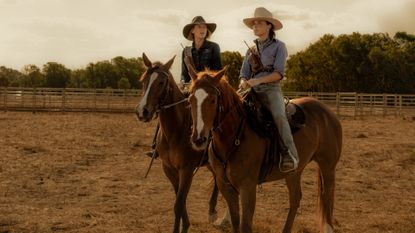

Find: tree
[68,69,89,88]
[117,77,131,89]
[111,56,145,89]
[21,65,45,87]
[285,32,415,93]
[0,66,23,87]
[43,62,71,88]
[221,51,243,89]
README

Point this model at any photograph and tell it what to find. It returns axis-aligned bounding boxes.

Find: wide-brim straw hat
[182,16,217,40]
[243,7,283,30]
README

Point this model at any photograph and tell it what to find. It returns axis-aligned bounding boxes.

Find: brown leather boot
[279,149,298,173]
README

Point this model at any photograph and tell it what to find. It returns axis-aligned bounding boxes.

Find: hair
[266,22,275,39]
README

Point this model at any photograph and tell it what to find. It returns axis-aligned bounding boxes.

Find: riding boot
[145,149,159,159]
[279,144,299,173]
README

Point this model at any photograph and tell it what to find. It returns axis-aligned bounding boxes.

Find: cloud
[378,0,415,34]
[134,9,188,26]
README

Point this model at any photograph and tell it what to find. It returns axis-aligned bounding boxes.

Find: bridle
[145,66,188,112]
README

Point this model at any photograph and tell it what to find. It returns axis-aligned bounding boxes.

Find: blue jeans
[253,82,298,159]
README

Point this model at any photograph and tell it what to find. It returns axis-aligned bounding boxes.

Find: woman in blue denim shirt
[239,7,299,173]
[181,16,222,87]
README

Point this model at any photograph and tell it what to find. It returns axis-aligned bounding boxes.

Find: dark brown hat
[182,16,217,40]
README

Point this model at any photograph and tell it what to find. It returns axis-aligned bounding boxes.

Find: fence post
[2,86,7,111]
[123,89,127,113]
[399,95,402,117]
[107,89,111,110]
[94,89,97,111]
[353,92,358,120]
[382,94,386,118]
[369,95,375,116]
[336,92,340,116]
[62,89,66,111]
[32,87,36,112]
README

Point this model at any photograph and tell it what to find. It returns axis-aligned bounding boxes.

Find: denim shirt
[239,38,288,81]
[181,40,222,83]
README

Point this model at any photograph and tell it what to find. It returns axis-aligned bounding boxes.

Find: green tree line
[1,32,414,93]
[0,56,145,89]
[284,32,415,93]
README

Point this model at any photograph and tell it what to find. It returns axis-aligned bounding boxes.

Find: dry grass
[0,112,414,233]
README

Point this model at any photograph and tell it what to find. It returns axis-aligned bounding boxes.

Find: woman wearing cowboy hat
[239,7,299,173]
[181,16,222,86]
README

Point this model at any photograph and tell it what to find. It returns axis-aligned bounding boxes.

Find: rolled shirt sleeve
[273,41,288,77]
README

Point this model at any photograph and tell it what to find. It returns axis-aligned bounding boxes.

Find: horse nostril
[142,108,149,116]
[195,137,207,145]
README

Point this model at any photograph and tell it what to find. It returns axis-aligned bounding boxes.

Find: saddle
[241,89,305,183]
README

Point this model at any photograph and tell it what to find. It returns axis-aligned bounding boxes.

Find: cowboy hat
[182,16,217,40]
[243,7,283,30]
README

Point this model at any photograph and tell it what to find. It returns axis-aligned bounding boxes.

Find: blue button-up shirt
[239,38,288,80]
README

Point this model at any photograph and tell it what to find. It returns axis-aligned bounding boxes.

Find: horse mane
[190,69,244,114]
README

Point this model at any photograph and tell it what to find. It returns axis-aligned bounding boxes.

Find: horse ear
[162,55,176,70]
[142,53,152,68]
[185,57,197,81]
[213,65,228,81]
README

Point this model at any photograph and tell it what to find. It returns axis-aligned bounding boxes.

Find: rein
[211,117,245,168]
[153,69,189,112]
[160,98,188,110]
[209,85,246,168]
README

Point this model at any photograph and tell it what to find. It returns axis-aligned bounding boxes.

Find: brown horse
[187,67,342,233]
[135,53,220,233]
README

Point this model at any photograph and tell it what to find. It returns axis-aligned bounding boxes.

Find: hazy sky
[1,0,414,78]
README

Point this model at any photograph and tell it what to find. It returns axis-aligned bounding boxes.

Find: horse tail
[317,166,335,233]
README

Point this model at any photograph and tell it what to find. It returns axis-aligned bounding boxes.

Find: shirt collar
[255,38,275,51]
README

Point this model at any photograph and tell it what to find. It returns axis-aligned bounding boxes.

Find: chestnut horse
[187,67,342,233]
[135,53,220,233]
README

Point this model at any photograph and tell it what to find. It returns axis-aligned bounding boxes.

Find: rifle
[181,43,197,85]
[244,40,264,74]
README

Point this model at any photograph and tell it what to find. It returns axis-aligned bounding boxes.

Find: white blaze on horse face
[137,72,158,116]
[194,88,208,138]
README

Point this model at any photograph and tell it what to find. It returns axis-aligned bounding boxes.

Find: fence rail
[1,87,415,117]
[0,87,141,113]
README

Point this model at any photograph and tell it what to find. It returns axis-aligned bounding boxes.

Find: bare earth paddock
[0,112,414,233]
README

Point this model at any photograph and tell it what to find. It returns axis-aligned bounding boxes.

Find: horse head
[188,66,229,150]
[136,53,175,122]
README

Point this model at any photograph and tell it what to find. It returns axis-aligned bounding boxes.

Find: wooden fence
[0,87,141,113]
[1,87,415,117]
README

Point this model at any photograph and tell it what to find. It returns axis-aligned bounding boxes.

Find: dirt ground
[0,112,414,233]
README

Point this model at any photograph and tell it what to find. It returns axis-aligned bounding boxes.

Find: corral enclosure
[1,87,415,118]
[0,111,414,233]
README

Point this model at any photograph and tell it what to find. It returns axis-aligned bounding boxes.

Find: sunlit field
[0,112,414,233]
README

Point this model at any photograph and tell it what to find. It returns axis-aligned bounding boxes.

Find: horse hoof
[208,213,217,223]
[213,217,231,227]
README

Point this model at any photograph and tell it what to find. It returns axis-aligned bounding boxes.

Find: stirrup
[279,153,298,173]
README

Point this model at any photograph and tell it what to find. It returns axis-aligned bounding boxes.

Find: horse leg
[239,185,257,233]
[162,165,181,233]
[208,178,219,223]
[316,164,336,233]
[174,168,193,233]
[282,172,303,233]
[217,177,240,233]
